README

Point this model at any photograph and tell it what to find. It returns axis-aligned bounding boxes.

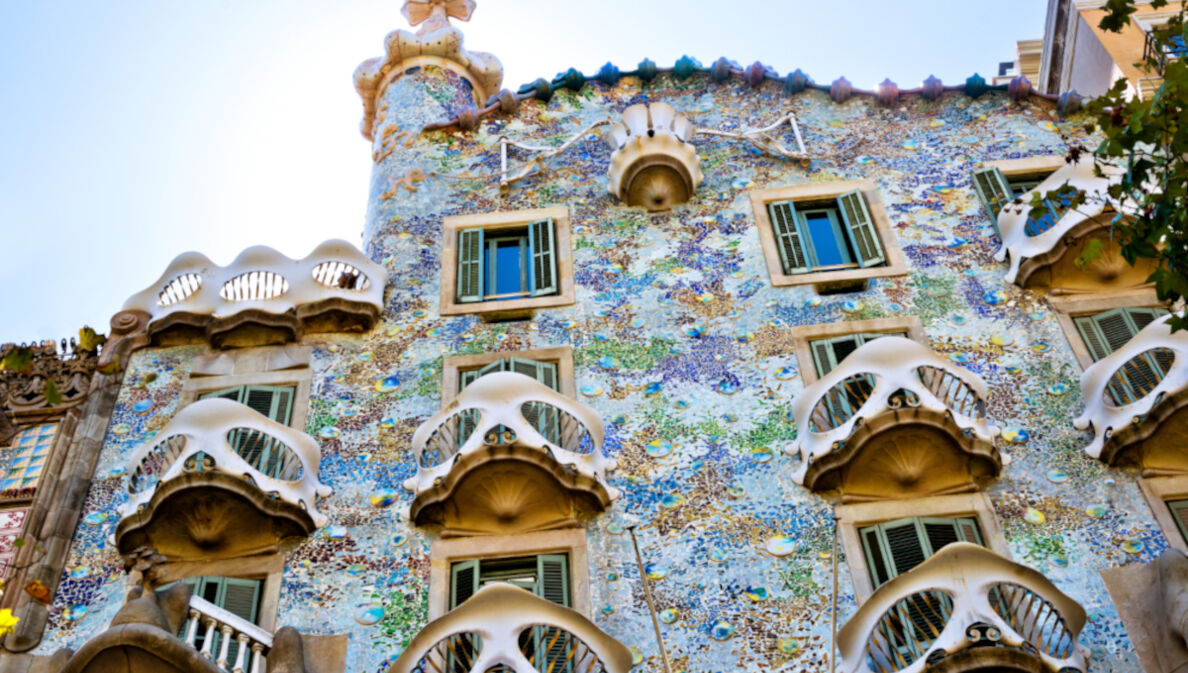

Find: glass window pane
[803,211,850,267]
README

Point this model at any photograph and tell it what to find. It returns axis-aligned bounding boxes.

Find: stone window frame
[749,180,907,290]
[976,155,1069,231]
[836,492,1009,602]
[151,553,286,633]
[441,346,576,406]
[440,206,575,318]
[179,345,314,431]
[427,529,589,621]
[1138,476,1188,554]
[1047,289,1169,370]
[787,316,927,386]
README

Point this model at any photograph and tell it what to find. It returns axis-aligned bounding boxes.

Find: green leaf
[0,348,33,375]
[43,379,62,406]
[12,538,24,548]
[77,326,106,352]
[1075,238,1107,271]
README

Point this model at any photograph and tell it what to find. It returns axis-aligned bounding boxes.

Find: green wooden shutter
[768,201,809,274]
[458,368,482,392]
[879,518,930,578]
[200,387,244,403]
[1074,315,1115,362]
[536,554,570,607]
[862,527,893,587]
[1129,307,1169,332]
[243,385,294,424]
[1169,500,1188,544]
[451,559,480,609]
[811,339,838,379]
[528,219,558,297]
[456,228,485,303]
[971,167,1013,232]
[1097,309,1142,352]
[836,190,885,267]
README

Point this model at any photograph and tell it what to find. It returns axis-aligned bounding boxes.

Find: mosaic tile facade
[31,63,1161,673]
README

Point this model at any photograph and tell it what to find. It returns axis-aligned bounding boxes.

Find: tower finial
[402,0,476,36]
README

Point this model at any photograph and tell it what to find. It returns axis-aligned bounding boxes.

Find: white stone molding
[786,337,999,485]
[1074,313,1188,461]
[390,583,633,673]
[120,239,385,332]
[607,102,702,211]
[838,542,1088,673]
[119,397,331,528]
[354,0,503,139]
[994,156,1126,284]
[405,371,618,504]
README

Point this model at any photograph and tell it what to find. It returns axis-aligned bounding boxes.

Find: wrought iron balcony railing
[838,543,1087,673]
[390,583,633,673]
[1074,313,1186,466]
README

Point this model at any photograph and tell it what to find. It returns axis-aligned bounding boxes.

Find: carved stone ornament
[119,239,385,350]
[607,102,703,212]
[390,583,633,673]
[353,0,503,139]
[404,371,617,536]
[838,542,1088,673]
[1074,313,1188,471]
[994,156,1156,289]
[0,340,99,420]
[115,398,331,559]
[787,337,1001,498]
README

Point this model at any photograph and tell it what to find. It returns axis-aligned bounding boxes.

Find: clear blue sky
[0,1,1046,344]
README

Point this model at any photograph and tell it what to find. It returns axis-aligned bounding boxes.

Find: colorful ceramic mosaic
[35,67,1156,673]
[2,423,56,492]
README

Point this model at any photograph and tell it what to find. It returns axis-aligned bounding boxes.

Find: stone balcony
[1074,314,1188,472]
[118,240,386,350]
[390,583,632,673]
[404,371,618,536]
[115,398,332,559]
[994,157,1155,291]
[838,543,1087,673]
[787,337,1001,500]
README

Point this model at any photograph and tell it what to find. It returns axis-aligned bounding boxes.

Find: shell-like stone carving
[607,102,702,212]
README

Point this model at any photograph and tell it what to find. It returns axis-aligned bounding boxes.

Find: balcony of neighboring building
[838,542,1087,673]
[115,397,332,560]
[389,583,632,673]
[117,240,386,350]
[404,371,618,536]
[787,337,1000,501]
[1074,313,1188,472]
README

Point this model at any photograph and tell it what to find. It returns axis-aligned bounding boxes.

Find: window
[767,192,885,274]
[750,181,905,289]
[859,516,985,588]
[199,385,296,479]
[451,554,571,673]
[1074,307,1171,404]
[972,157,1077,237]
[181,575,263,672]
[0,505,29,579]
[441,207,574,317]
[0,423,56,493]
[1169,500,1188,544]
[809,332,907,378]
[457,357,561,446]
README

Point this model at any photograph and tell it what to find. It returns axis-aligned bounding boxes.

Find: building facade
[2,2,1188,672]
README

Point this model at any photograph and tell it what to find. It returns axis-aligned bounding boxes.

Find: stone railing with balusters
[115,397,331,556]
[1074,313,1188,466]
[787,337,999,490]
[994,156,1125,285]
[405,371,618,505]
[838,542,1087,673]
[184,594,273,673]
[117,239,386,348]
[391,583,632,673]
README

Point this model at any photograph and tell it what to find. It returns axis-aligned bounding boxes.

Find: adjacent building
[3,2,1188,672]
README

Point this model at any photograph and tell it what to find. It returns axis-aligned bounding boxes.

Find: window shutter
[861,526,893,587]
[220,578,262,624]
[879,518,929,578]
[451,559,480,609]
[1128,307,1168,332]
[811,339,837,378]
[536,554,570,607]
[954,517,985,546]
[201,386,244,403]
[528,219,558,297]
[971,167,1013,229]
[921,518,961,554]
[1169,500,1188,544]
[1097,309,1141,352]
[458,368,482,392]
[509,357,542,380]
[243,385,294,425]
[768,201,809,274]
[836,190,885,267]
[1074,315,1114,362]
[456,228,485,303]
